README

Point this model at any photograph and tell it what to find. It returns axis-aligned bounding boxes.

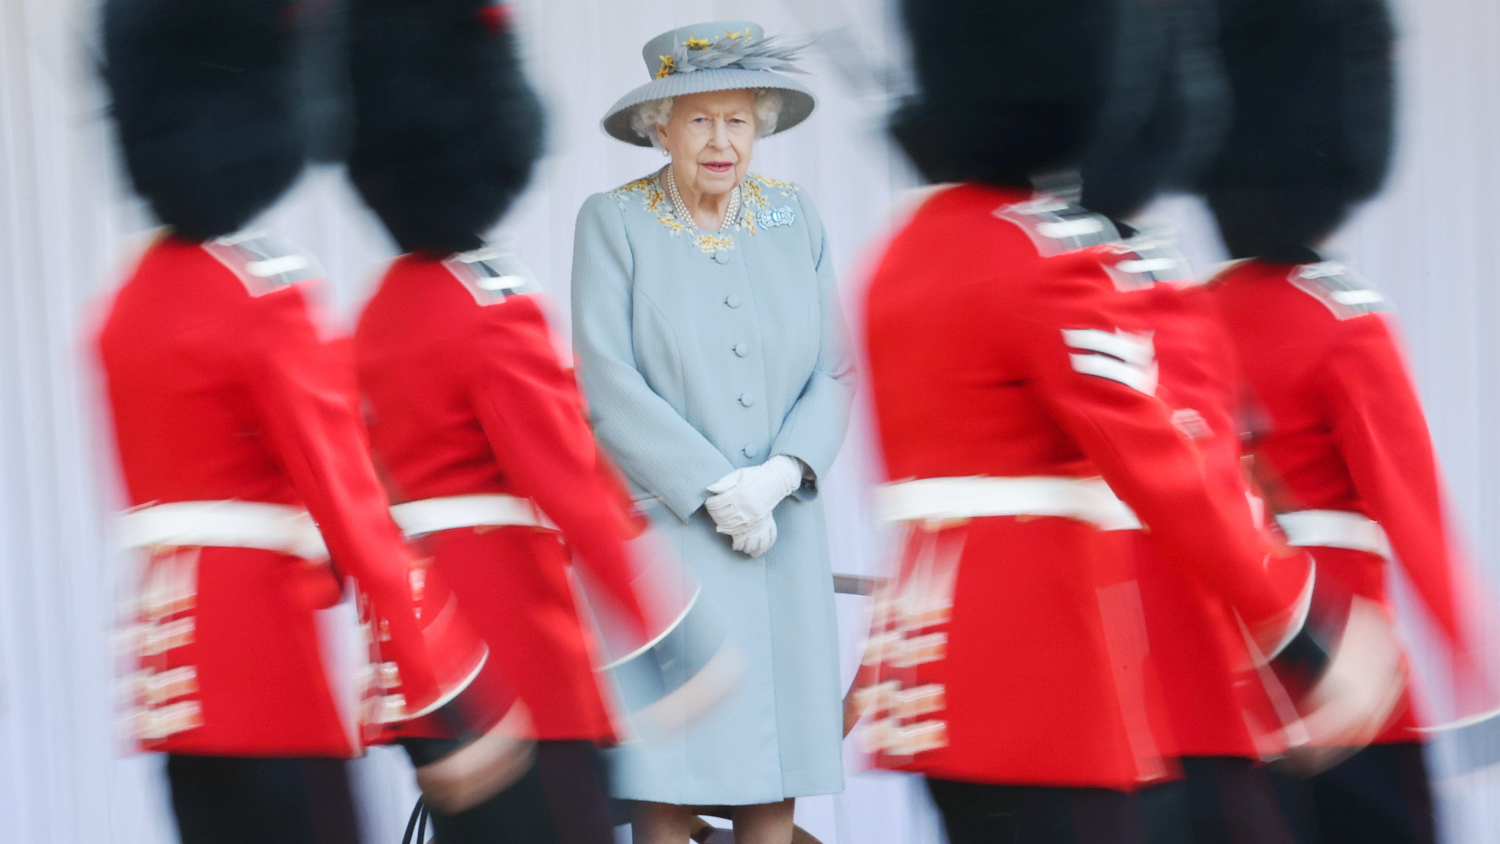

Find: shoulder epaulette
[444,247,539,306]
[994,195,1121,257]
[1287,262,1390,320]
[1100,234,1195,292]
[202,231,321,297]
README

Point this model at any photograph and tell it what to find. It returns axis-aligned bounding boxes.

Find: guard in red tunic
[357,255,648,844]
[1199,1,1488,839]
[1071,8,1304,835]
[853,1,1404,841]
[1090,232,1300,843]
[97,2,521,841]
[343,2,661,842]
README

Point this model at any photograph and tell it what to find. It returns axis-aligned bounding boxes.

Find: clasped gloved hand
[706,455,805,558]
[732,513,779,558]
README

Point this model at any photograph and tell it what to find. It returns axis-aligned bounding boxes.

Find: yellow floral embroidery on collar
[739,182,766,235]
[751,174,800,197]
[695,234,735,253]
[740,175,800,236]
[608,173,800,254]
[610,175,670,216]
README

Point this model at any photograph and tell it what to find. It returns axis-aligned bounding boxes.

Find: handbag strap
[401,799,430,844]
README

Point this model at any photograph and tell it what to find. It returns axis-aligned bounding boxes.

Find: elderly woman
[571,20,855,844]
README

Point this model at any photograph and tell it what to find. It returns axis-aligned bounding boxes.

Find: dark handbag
[402,799,431,844]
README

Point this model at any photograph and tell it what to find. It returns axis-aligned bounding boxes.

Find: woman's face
[659,89,757,197]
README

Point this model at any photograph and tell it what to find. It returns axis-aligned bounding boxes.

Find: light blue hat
[602,21,817,147]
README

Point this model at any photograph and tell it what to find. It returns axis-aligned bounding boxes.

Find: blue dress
[570,170,855,805]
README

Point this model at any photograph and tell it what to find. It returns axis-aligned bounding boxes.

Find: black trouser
[1136,756,1296,844]
[926,776,1148,844]
[400,738,615,844]
[1268,742,1435,844]
[166,754,361,844]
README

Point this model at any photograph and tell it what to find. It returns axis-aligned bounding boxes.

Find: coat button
[743,443,761,458]
[725,294,742,308]
[733,343,749,357]
[713,251,730,265]
[739,392,756,407]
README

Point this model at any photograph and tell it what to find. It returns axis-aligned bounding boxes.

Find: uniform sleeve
[1170,288,1258,505]
[1317,312,1466,643]
[768,190,858,497]
[1011,257,1311,642]
[465,294,650,638]
[570,192,736,522]
[234,285,481,716]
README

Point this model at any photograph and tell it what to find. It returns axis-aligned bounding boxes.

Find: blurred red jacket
[860,184,1311,789]
[1210,258,1475,742]
[1120,257,1288,761]
[354,252,649,742]
[97,234,489,757]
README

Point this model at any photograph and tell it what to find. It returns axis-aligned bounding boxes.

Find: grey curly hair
[630,89,784,150]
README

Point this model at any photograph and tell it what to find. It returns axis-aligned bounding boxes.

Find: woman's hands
[705,455,804,558]
[733,515,779,558]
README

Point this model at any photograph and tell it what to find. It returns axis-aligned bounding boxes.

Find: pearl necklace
[665,165,741,233]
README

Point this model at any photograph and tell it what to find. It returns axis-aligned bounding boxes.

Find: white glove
[705,455,804,534]
[415,702,535,813]
[731,513,778,558]
[1278,596,1407,775]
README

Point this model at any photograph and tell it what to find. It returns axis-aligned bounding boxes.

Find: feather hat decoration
[657,34,806,77]
[345,0,545,255]
[1200,0,1397,262]
[889,0,1119,187]
[102,0,307,241]
[601,21,817,146]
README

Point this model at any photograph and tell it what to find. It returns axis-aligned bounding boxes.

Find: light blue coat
[571,169,855,805]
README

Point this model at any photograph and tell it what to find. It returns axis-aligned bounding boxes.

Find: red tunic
[1126,269,1286,760]
[96,235,487,757]
[354,253,649,742]
[1209,258,1474,742]
[860,184,1311,789]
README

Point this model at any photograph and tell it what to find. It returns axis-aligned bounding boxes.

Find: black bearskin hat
[1080,0,1231,219]
[890,0,1118,187]
[345,0,544,256]
[1201,0,1396,261]
[103,0,307,242]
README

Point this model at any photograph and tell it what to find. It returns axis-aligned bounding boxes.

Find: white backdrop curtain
[1,0,1498,841]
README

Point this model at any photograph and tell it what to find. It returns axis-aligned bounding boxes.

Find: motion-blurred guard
[854,0,1406,841]
[1200,0,1495,840]
[1075,4,1304,839]
[95,2,524,841]
[344,2,668,842]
